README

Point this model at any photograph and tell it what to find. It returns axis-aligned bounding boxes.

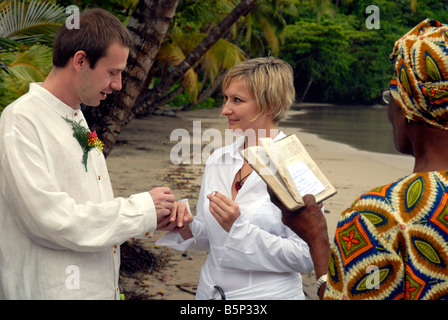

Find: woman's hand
[207,191,240,232]
[156,200,193,233]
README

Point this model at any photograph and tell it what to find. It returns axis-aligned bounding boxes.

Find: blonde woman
[158,57,314,299]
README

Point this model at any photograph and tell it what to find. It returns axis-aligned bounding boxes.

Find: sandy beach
[107,107,414,300]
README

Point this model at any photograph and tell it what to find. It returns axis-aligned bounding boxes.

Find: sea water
[282,104,399,155]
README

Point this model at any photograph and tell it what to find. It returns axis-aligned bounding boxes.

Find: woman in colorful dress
[322,19,448,300]
[157,57,314,300]
[277,19,448,301]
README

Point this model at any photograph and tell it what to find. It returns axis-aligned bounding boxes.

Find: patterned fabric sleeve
[324,171,448,300]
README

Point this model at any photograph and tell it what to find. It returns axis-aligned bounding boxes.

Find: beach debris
[176,283,197,295]
[161,274,172,282]
[120,241,170,275]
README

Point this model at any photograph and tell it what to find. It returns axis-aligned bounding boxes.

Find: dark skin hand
[268,190,330,299]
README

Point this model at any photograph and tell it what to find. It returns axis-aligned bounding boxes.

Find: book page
[287,160,325,196]
[242,146,304,211]
[273,134,337,203]
[258,137,304,203]
[259,138,304,204]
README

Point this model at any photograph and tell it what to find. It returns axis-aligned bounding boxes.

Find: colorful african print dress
[324,171,448,300]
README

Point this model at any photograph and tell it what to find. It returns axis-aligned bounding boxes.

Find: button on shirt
[157,133,314,299]
[0,83,157,299]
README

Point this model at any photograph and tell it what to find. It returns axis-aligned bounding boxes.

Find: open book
[241,134,336,211]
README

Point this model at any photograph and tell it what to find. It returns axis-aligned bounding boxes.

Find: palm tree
[186,0,289,111]
[0,44,53,105]
[0,0,64,46]
[148,0,289,113]
[130,0,257,119]
[235,0,287,57]
[0,0,65,111]
[134,20,246,114]
[82,0,180,157]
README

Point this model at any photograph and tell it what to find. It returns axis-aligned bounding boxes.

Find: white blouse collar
[220,130,286,162]
[29,82,81,119]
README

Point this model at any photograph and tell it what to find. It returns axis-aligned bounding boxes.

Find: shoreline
[107,107,414,300]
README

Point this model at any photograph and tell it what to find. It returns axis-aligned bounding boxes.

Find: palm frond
[0,0,65,95]
[0,35,22,52]
[156,41,199,101]
[0,0,65,44]
[0,44,52,108]
[159,24,245,100]
[257,17,279,56]
[1,44,52,80]
[207,38,245,70]
[157,40,186,66]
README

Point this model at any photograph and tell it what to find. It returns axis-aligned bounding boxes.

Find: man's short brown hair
[52,8,133,69]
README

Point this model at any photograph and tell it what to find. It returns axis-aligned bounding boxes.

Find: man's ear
[72,50,88,72]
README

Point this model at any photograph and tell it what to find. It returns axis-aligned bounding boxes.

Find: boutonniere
[64,117,104,171]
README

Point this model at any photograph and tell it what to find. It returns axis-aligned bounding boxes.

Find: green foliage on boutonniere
[64,116,104,171]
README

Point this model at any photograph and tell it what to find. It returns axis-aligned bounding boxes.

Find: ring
[212,191,217,196]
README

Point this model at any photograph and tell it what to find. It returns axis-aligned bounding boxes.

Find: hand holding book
[268,190,330,299]
[242,134,337,211]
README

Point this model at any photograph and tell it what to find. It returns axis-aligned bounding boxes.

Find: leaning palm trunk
[132,0,258,118]
[83,0,179,157]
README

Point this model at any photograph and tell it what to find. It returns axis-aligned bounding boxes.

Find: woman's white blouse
[157,132,314,300]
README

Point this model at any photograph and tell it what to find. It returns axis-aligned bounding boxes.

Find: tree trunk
[132,0,258,118]
[153,84,185,109]
[299,77,313,104]
[82,0,179,157]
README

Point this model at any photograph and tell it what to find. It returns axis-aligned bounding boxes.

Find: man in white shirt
[0,8,181,299]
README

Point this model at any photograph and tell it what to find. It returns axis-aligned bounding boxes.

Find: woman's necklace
[235,168,252,191]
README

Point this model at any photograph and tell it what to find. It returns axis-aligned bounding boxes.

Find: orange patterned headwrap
[390,19,448,130]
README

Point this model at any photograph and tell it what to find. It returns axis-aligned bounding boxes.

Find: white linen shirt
[157,132,314,300]
[0,83,157,300]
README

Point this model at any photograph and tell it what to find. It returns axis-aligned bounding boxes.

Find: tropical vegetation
[0,0,65,112]
[1,0,448,152]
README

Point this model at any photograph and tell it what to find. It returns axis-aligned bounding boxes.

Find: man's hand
[149,187,176,221]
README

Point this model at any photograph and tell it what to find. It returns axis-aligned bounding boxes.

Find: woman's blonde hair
[221,57,295,123]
